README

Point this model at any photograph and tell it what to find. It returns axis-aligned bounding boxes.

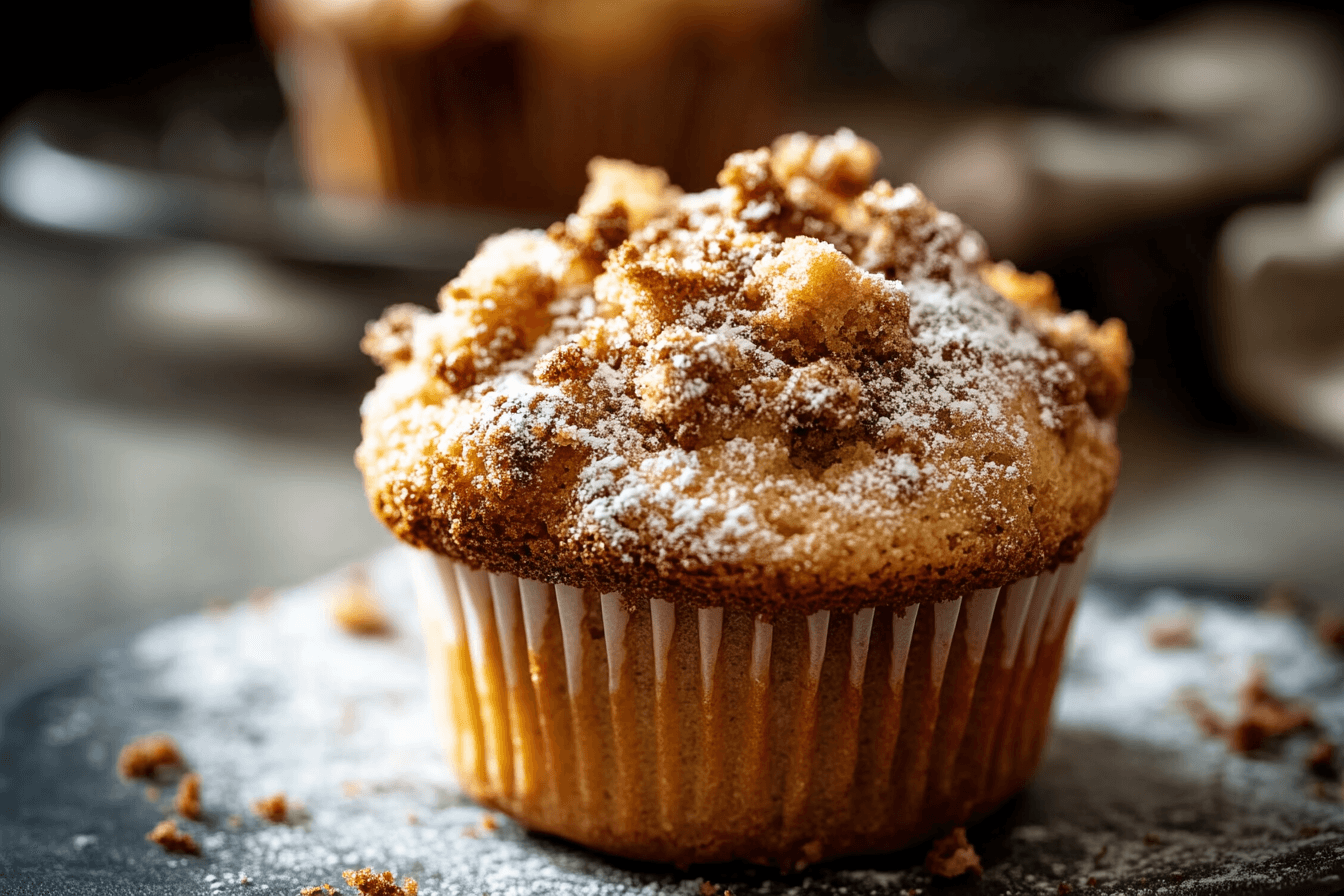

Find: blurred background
[2,0,1343,687]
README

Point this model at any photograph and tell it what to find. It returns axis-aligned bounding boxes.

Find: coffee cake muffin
[357,130,1130,866]
[255,0,800,210]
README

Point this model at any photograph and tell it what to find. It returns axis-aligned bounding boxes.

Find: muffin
[357,129,1130,867]
[255,0,800,211]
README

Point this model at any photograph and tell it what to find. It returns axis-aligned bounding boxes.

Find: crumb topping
[924,826,983,878]
[175,772,203,820]
[146,819,200,855]
[252,792,289,824]
[357,130,1129,613]
[342,867,419,896]
[118,734,184,779]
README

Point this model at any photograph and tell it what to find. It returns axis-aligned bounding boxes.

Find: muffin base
[410,547,1090,868]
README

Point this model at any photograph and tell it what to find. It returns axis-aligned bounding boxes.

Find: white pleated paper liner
[410,542,1092,867]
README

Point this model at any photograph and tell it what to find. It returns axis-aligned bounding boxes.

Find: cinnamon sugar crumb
[145,819,199,855]
[144,785,161,803]
[299,886,338,896]
[118,734,183,779]
[479,812,498,831]
[251,792,288,823]
[1058,884,1073,895]
[698,882,734,896]
[1307,740,1335,777]
[1146,613,1197,649]
[342,867,418,895]
[1317,612,1344,650]
[174,772,202,820]
[227,814,242,828]
[924,827,983,878]
[330,569,391,636]
[1178,690,1227,738]
[1228,667,1313,753]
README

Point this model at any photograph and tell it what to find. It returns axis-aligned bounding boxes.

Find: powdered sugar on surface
[4,554,1341,895]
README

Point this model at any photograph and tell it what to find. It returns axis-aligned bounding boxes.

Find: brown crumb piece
[1087,877,1098,887]
[146,819,199,855]
[1058,884,1073,895]
[118,734,183,779]
[1301,824,1321,837]
[342,867,418,896]
[342,780,363,798]
[700,883,718,896]
[1178,690,1228,738]
[406,813,419,826]
[1147,614,1197,649]
[227,814,242,828]
[1308,740,1336,777]
[1318,613,1344,650]
[1143,832,1161,846]
[479,812,498,832]
[924,827,983,878]
[1228,667,1314,754]
[1260,583,1299,615]
[144,786,161,803]
[251,792,288,823]
[299,886,338,896]
[247,587,276,612]
[174,772,202,820]
[331,570,392,637]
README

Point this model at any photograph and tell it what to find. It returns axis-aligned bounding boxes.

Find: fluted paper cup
[409,544,1092,868]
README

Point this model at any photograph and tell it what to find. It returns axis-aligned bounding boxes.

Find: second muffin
[358,130,1130,867]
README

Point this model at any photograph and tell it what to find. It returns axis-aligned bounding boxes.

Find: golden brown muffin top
[357,130,1130,615]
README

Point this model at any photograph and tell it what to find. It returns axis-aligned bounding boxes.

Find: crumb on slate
[1228,667,1314,753]
[1318,612,1344,650]
[175,772,202,820]
[299,886,337,896]
[251,792,288,823]
[1179,668,1313,753]
[118,734,183,779]
[480,812,498,831]
[924,827,983,878]
[1058,884,1073,895]
[1260,583,1298,614]
[331,569,392,636]
[1307,740,1335,777]
[342,867,418,895]
[144,785,161,803]
[1146,613,1196,649]
[146,819,199,855]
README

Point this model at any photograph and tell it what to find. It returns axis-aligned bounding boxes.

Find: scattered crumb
[342,780,363,798]
[1228,667,1314,754]
[700,883,717,896]
[203,597,232,618]
[1307,740,1335,777]
[342,867,418,895]
[1318,612,1344,650]
[1300,825,1320,837]
[251,793,288,824]
[406,813,419,825]
[239,873,251,886]
[117,734,183,779]
[479,813,498,832]
[1087,877,1098,888]
[1092,844,1108,866]
[299,886,338,896]
[1260,583,1299,614]
[1178,690,1227,738]
[1058,884,1073,895]
[1143,833,1161,847]
[1146,614,1196,649]
[144,785,161,803]
[330,569,392,637]
[174,772,202,820]
[247,587,277,612]
[1171,872,1185,882]
[227,814,242,829]
[460,827,478,839]
[924,827,983,879]
[145,819,199,855]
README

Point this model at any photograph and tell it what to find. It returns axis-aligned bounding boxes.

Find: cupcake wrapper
[411,545,1091,867]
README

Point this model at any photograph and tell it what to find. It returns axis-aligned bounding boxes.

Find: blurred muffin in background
[255,0,801,211]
